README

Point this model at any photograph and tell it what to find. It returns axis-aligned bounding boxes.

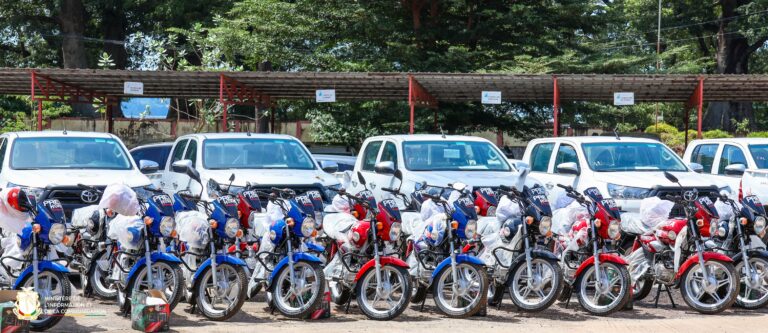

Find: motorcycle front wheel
[270,260,325,318]
[432,262,488,318]
[195,263,248,321]
[681,259,739,314]
[20,269,72,332]
[356,264,411,320]
[508,258,564,312]
[89,251,117,299]
[128,261,184,311]
[575,262,630,316]
[735,256,768,309]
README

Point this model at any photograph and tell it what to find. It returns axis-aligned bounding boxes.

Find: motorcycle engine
[654,262,675,284]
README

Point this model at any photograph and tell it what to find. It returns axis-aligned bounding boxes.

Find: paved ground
[50,288,767,333]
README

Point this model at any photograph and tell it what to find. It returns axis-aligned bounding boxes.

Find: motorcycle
[625,171,739,314]
[70,185,117,300]
[474,187,498,217]
[0,188,72,331]
[324,172,411,320]
[249,187,326,318]
[482,184,563,311]
[708,193,768,309]
[171,160,249,320]
[555,184,631,316]
[406,182,489,318]
[112,187,184,314]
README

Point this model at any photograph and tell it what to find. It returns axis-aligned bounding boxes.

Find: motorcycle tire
[575,262,630,316]
[355,265,411,320]
[88,251,118,299]
[680,259,739,314]
[194,263,248,321]
[431,262,488,318]
[631,277,654,302]
[125,261,185,312]
[20,269,72,332]
[487,281,505,306]
[734,256,768,309]
[411,285,428,304]
[270,260,325,319]
[507,258,564,312]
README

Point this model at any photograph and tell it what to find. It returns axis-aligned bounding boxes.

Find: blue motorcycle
[113,187,183,314]
[171,162,248,321]
[253,188,326,318]
[408,182,488,318]
[1,188,72,331]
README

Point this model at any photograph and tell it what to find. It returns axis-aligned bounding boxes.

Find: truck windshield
[10,137,132,170]
[203,138,315,170]
[749,144,768,169]
[402,140,510,171]
[582,142,687,172]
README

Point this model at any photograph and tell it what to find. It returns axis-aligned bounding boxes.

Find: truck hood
[407,170,541,189]
[589,170,727,189]
[203,169,340,187]
[5,169,151,188]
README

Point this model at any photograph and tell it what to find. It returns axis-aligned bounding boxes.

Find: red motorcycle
[474,187,498,217]
[625,171,739,314]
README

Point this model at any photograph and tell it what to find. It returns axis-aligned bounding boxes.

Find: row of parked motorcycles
[0,161,765,331]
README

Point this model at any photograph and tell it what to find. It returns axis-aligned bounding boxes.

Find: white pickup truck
[523,136,730,213]
[0,131,154,216]
[145,133,342,203]
[346,134,536,208]
[683,138,768,203]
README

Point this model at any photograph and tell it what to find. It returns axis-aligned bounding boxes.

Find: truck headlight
[48,223,66,245]
[539,216,552,235]
[389,222,402,240]
[464,220,477,240]
[608,220,620,240]
[225,218,240,238]
[755,216,766,236]
[159,216,175,237]
[607,184,651,200]
[301,218,315,237]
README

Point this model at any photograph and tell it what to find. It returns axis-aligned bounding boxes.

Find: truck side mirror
[320,160,339,173]
[724,163,746,176]
[556,162,580,176]
[374,161,396,175]
[139,160,159,174]
[688,162,704,173]
[171,159,201,185]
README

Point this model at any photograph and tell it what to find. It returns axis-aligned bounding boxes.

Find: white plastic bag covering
[98,184,140,216]
[402,211,427,240]
[637,197,674,232]
[477,216,502,240]
[552,187,575,210]
[266,200,286,225]
[175,210,210,249]
[107,214,144,250]
[71,205,101,229]
[0,188,30,235]
[0,235,24,270]
[331,194,352,214]
[478,230,513,267]
[620,212,646,235]
[248,212,270,242]
[715,199,737,222]
[419,199,446,221]
[552,201,588,236]
[322,213,357,242]
[495,195,522,223]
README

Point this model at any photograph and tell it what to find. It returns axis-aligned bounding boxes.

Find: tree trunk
[703,0,754,131]
[101,0,127,69]
[59,0,88,69]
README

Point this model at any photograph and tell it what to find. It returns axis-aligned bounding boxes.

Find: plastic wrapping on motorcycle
[175,211,210,249]
[108,215,145,250]
[99,184,140,216]
[552,201,588,236]
[265,200,285,225]
[401,211,428,242]
[321,212,357,245]
[0,188,30,235]
[495,195,522,223]
[331,194,351,214]
[0,236,23,271]
[639,197,674,231]
[71,205,101,229]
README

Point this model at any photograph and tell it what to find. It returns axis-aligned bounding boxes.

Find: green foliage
[703,129,732,139]
[644,122,679,135]
[747,131,768,138]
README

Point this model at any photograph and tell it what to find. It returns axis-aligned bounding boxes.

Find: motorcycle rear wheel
[631,277,654,302]
[89,251,117,299]
[329,281,352,305]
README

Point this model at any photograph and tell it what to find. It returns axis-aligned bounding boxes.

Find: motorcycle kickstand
[420,295,426,312]
[653,283,676,308]
[344,296,352,314]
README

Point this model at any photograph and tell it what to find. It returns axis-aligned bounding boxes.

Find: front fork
[32,234,39,291]
[372,240,383,293]
[522,223,534,284]
[143,228,155,289]
[591,220,603,290]
[738,230,756,284]
[209,229,219,289]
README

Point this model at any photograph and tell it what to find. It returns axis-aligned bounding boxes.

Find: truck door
[371,140,400,202]
[162,139,189,194]
[355,140,383,195]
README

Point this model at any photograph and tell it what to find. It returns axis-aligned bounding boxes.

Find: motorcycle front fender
[430,254,485,282]
[268,252,323,284]
[354,256,409,282]
[126,252,182,284]
[573,254,628,280]
[675,251,733,280]
[191,254,248,282]
[13,261,70,289]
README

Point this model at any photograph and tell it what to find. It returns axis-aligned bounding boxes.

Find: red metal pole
[553,76,559,137]
[409,75,415,134]
[37,100,43,131]
[219,74,227,132]
[697,77,704,139]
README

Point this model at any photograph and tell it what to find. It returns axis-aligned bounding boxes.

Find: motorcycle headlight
[225,218,240,238]
[351,231,361,242]
[501,226,512,238]
[48,223,66,245]
[755,216,766,236]
[538,216,552,235]
[159,216,176,237]
[464,219,477,240]
[269,230,277,241]
[667,230,677,241]
[389,222,402,240]
[301,218,316,237]
[608,220,620,240]
[6,183,44,202]
[607,184,651,200]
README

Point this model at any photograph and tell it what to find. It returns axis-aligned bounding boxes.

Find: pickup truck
[683,138,768,203]
[523,136,730,213]
[143,133,342,202]
[0,131,155,216]
[347,134,537,208]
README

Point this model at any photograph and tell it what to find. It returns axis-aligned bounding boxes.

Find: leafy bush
[703,129,732,139]
[747,131,768,138]
[644,122,678,135]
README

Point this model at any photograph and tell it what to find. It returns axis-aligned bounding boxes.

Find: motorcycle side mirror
[229,173,236,182]
[357,171,367,186]
[724,163,746,176]
[138,160,159,174]
[663,171,679,184]
[393,169,403,181]
[172,159,202,185]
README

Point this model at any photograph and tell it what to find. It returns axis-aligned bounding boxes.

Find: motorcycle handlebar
[77,183,102,194]
[382,187,397,194]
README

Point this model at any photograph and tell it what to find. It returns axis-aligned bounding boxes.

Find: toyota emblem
[80,190,100,204]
